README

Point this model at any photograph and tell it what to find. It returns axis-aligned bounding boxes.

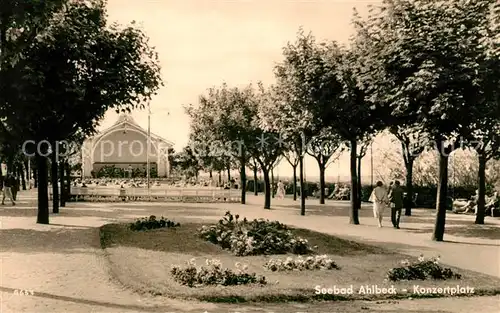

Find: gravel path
[0,190,498,312]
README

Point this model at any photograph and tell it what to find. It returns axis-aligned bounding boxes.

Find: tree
[186,83,258,204]
[249,157,260,195]
[176,144,202,179]
[250,84,286,209]
[3,0,162,223]
[0,0,65,68]
[322,43,386,224]
[268,29,339,215]
[389,126,428,215]
[472,1,500,224]
[57,135,84,206]
[282,150,299,200]
[306,128,342,204]
[355,136,371,204]
[167,147,178,171]
[470,120,500,224]
[354,0,497,240]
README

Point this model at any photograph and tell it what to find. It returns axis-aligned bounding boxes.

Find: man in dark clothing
[2,174,16,205]
[389,180,404,228]
[12,176,19,201]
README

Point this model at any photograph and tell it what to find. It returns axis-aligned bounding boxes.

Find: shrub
[129,215,180,231]
[387,255,462,281]
[198,211,313,256]
[171,258,267,287]
[361,185,374,202]
[264,255,339,272]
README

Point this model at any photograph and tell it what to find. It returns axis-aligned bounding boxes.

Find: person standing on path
[2,173,16,205]
[276,180,285,199]
[369,181,389,227]
[389,180,404,229]
[12,175,19,201]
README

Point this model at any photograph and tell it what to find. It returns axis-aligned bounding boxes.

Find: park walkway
[231,195,500,278]
[0,189,499,312]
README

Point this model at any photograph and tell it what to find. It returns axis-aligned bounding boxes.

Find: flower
[188,258,196,265]
[418,254,425,262]
[400,259,410,266]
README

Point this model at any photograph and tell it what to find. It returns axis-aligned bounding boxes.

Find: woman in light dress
[369,181,390,227]
[276,180,286,199]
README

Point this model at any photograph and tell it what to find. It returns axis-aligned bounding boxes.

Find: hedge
[245,179,485,208]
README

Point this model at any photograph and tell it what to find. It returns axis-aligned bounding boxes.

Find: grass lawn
[100,222,500,303]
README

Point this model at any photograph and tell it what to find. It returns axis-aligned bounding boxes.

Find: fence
[49,187,242,203]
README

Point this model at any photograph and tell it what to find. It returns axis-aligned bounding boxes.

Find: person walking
[369,181,389,227]
[12,175,19,201]
[2,173,16,205]
[389,180,404,229]
[276,180,285,199]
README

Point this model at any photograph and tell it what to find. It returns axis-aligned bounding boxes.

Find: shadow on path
[0,228,101,253]
[0,286,169,312]
[404,225,500,241]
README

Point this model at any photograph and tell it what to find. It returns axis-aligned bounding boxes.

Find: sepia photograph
[0,0,499,312]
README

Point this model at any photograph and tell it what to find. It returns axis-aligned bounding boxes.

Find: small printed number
[13,289,34,296]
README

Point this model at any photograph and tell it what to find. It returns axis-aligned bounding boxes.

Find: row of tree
[0,0,162,223]
[184,0,500,241]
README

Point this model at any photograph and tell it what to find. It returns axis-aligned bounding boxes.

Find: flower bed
[129,215,180,231]
[171,258,267,287]
[264,255,339,271]
[198,211,313,256]
[387,255,462,281]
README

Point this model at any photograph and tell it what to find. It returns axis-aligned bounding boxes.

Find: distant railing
[50,186,241,203]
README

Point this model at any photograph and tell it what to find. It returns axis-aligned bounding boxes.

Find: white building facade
[82,113,173,177]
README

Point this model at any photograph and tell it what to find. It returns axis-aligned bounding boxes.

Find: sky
[99,0,386,180]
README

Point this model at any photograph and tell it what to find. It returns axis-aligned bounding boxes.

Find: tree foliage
[354,0,499,239]
[263,29,341,215]
[1,0,162,223]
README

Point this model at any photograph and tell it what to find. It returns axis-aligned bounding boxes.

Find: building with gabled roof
[82,113,173,177]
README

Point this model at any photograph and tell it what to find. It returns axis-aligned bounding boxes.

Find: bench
[50,187,242,203]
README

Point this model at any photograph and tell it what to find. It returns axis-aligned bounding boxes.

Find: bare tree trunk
[350,140,360,224]
[299,154,306,215]
[240,153,246,205]
[19,162,28,190]
[36,152,49,224]
[292,165,297,201]
[50,148,59,214]
[357,157,362,204]
[24,159,30,188]
[227,166,231,182]
[59,160,66,207]
[33,166,38,188]
[263,167,271,209]
[19,165,26,190]
[65,162,71,203]
[432,149,449,241]
[475,154,487,224]
[319,161,326,204]
[404,159,414,216]
[253,166,258,195]
[271,167,275,198]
